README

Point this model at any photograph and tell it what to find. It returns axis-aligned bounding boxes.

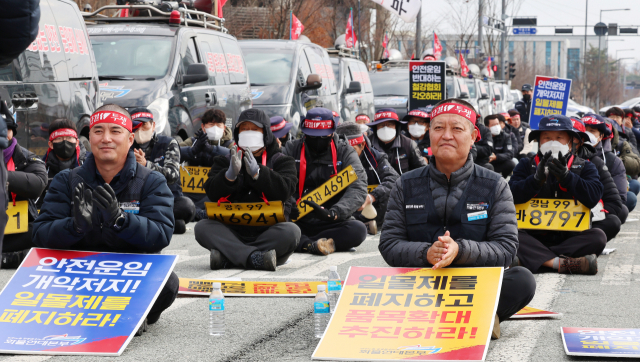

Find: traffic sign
[513,28,537,35]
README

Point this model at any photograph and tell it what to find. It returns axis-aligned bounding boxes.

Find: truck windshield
[90,36,173,78]
[242,48,294,85]
[370,71,409,96]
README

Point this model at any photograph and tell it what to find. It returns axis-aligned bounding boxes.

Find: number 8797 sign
[515,198,591,232]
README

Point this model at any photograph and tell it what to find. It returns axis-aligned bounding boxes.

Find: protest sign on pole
[0,248,177,356]
[562,327,640,358]
[409,61,446,110]
[529,76,572,129]
[178,278,328,297]
[369,0,421,23]
[312,266,503,361]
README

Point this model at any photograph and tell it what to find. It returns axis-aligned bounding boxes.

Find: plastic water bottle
[327,266,342,313]
[209,282,225,336]
[314,285,330,338]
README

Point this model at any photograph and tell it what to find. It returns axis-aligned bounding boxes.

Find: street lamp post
[596,8,630,110]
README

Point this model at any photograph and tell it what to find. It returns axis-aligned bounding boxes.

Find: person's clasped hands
[427,231,459,270]
[73,182,126,234]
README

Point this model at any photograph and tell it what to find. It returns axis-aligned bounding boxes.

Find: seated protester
[270,116,293,149]
[508,109,531,159]
[355,114,373,137]
[623,108,640,146]
[509,115,606,275]
[130,108,195,235]
[606,107,640,156]
[368,108,427,175]
[484,114,515,178]
[1,117,47,268]
[404,107,431,163]
[501,112,521,154]
[633,106,640,128]
[194,109,300,271]
[583,115,632,221]
[572,118,623,240]
[474,120,494,171]
[37,118,87,209]
[282,108,368,255]
[609,118,640,210]
[335,123,399,235]
[33,104,177,324]
[379,98,536,338]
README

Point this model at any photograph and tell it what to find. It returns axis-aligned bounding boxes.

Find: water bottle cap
[329,266,337,271]
[318,285,326,292]
[212,282,221,289]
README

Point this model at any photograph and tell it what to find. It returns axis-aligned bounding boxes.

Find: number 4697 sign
[515,198,591,231]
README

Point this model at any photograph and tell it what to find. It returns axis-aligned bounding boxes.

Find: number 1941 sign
[515,198,590,231]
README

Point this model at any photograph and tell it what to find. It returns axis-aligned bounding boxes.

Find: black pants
[517,229,607,273]
[491,159,516,178]
[297,220,367,252]
[2,225,34,252]
[619,204,630,224]
[593,214,621,241]
[497,266,536,322]
[194,220,300,268]
[174,196,196,223]
[147,271,179,323]
[477,162,494,171]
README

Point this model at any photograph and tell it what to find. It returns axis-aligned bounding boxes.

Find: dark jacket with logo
[8,142,47,221]
[379,155,517,268]
[491,130,514,163]
[475,124,494,165]
[360,138,399,224]
[370,133,427,175]
[33,152,175,253]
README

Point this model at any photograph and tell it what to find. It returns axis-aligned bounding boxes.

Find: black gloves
[533,151,552,186]
[193,129,208,154]
[73,183,93,235]
[93,184,124,229]
[303,200,338,222]
[548,152,570,182]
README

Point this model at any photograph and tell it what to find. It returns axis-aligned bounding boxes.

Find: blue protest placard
[562,327,640,357]
[529,76,572,130]
[0,248,177,356]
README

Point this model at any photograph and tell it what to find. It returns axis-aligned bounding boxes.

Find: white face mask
[134,127,154,144]
[238,130,264,152]
[539,140,570,158]
[205,125,224,141]
[585,131,599,146]
[409,124,427,138]
[377,126,396,142]
[490,125,501,136]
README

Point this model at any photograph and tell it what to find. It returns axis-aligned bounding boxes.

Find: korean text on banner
[0,248,177,356]
[312,266,503,361]
[409,61,446,110]
[179,278,329,297]
[562,327,640,358]
[529,76,572,129]
[370,0,422,23]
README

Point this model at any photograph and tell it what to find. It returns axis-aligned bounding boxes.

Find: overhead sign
[511,306,562,319]
[178,278,329,297]
[515,198,590,232]
[529,75,572,129]
[312,266,503,361]
[562,327,640,357]
[409,61,446,110]
[512,28,537,35]
[180,166,210,194]
[0,248,177,356]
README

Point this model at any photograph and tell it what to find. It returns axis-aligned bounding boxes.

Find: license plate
[205,201,286,226]
[293,165,358,222]
[6,201,29,234]
[180,166,210,194]
[515,198,590,231]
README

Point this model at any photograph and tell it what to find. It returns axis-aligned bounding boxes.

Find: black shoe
[1,250,28,269]
[210,249,230,270]
[249,249,277,271]
[195,209,208,221]
[174,219,186,234]
[306,238,335,256]
[509,256,521,268]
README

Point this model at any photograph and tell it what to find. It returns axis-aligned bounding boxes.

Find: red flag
[345,9,357,48]
[460,53,469,77]
[382,32,389,58]
[433,32,442,60]
[487,57,492,74]
[291,13,304,40]
[217,0,227,18]
[410,52,415,60]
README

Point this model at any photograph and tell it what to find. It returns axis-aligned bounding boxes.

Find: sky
[420,0,640,70]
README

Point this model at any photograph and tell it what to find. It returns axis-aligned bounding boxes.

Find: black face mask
[52,140,76,160]
[305,136,332,155]
[523,94,532,101]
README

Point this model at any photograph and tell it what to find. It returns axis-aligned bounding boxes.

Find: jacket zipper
[443,177,451,232]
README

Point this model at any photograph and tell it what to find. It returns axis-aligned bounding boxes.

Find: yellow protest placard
[178,278,328,297]
[312,266,503,361]
[180,166,209,194]
[367,185,379,193]
[5,201,28,234]
[204,201,285,226]
[293,165,357,222]
[515,198,590,231]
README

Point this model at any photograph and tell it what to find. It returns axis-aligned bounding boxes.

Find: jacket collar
[78,151,138,194]
[429,154,474,188]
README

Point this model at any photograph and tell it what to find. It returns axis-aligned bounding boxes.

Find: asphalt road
[1,210,640,361]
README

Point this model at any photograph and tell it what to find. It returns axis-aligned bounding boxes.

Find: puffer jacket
[595,141,628,203]
[7,140,47,221]
[578,144,624,217]
[474,124,493,165]
[379,155,518,268]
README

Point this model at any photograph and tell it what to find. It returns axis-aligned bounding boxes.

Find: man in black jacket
[509,115,606,275]
[130,108,195,234]
[379,98,535,339]
[1,116,47,268]
[475,122,494,170]
[282,108,368,255]
[335,123,399,235]
[368,108,427,175]
[194,109,300,271]
[515,83,533,124]
[484,114,515,178]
